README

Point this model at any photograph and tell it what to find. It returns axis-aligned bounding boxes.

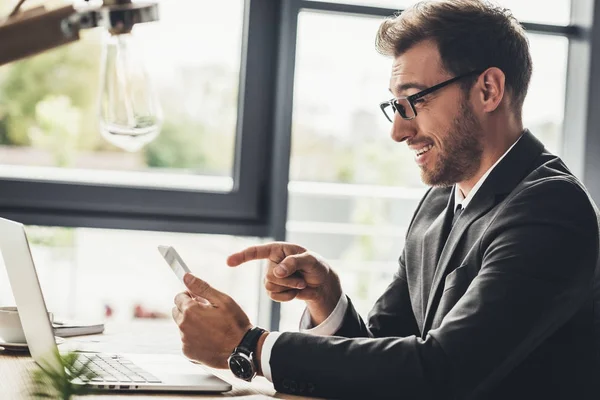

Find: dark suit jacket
[270,130,600,399]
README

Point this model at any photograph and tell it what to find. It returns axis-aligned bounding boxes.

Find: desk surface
[0,320,310,400]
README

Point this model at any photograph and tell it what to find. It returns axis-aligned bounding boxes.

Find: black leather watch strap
[237,327,266,355]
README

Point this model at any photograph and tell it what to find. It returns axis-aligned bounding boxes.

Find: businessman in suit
[172,0,600,398]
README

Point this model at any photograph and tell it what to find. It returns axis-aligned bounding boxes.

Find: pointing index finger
[227,244,272,266]
[227,243,304,266]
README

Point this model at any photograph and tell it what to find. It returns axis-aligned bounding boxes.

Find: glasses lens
[393,98,414,120]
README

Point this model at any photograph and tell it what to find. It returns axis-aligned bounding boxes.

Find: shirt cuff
[298,293,348,336]
[260,331,281,382]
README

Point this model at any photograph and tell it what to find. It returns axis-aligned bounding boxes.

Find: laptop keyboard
[75,353,162,384]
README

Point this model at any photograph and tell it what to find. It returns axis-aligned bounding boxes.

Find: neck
[456,124,523,198]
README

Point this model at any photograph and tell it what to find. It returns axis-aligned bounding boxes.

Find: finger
[269,289,299,302]
[227,244,272,266]
[273,253,306,278]
[174,292,195,311]
[226,242,305,267]
[275,252,321,278]
[186,291,211,306]
[172,306,183,325]
[265,281,302,293]
[294,287,319,302]
[264,273,306,290]
[183,273,222,303]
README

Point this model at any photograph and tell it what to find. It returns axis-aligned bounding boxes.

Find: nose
[390,113,417,143]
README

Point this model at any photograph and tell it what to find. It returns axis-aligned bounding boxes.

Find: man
[172,0,600,398]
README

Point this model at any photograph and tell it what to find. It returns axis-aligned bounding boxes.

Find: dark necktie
[452,204,463,227]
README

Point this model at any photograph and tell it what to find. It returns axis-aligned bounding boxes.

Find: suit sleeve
[269,179,598,399]
[334,250,421,339]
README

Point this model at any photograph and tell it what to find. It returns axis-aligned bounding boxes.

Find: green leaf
[30,351,98,399]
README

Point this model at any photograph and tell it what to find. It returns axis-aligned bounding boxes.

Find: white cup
[0,306,53,344]
[0,306,26,343]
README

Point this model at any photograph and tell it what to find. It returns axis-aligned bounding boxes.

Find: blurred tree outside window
[0,0,243,187]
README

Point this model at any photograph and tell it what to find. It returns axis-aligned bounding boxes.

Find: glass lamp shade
[99,32,162,152]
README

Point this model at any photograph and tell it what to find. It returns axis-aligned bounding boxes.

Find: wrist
[307,282,342,326]
[254,331,269,377]
[228,327,267,381]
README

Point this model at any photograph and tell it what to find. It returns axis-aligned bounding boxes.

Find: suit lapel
[421,130,545,332]
[422,189,496,331]
[419,190,454,328]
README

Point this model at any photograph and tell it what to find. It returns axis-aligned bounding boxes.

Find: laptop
[0,217,232,393]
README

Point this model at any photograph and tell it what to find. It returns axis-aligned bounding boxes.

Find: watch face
[228,353,255,381]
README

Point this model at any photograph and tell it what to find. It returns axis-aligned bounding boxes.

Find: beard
[420,98,484,187]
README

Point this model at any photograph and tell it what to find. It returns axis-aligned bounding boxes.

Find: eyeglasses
[379,70,483,122]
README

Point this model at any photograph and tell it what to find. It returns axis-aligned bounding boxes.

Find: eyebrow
[389,82,429,96]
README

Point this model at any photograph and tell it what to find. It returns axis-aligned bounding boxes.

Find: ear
[475,67,505,113]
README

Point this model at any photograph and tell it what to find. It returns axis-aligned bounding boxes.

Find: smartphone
[158,245,191,284]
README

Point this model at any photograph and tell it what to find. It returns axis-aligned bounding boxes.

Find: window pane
[524,34,568,155]
[0,0,244,192]
[282,11,424,329]
[0,227,263,325]
[281,11,568,330]
[310,1,571,25]
[289,13,423,188]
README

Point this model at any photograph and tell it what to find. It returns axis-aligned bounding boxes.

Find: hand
[172,273,253,369]
[227,242,342,326]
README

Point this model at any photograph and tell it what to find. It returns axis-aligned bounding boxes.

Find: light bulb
[99,32,162,152]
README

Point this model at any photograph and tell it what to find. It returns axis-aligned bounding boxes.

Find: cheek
[416,99,460,134]
[415,117,449,148]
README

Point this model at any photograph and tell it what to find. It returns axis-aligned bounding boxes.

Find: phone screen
[158,245,191,283]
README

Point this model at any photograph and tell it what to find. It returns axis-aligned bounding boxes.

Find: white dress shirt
[453,135,522,211]
[260,134,523,382]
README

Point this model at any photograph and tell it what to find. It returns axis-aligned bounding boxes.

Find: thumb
[274,253,307,278]
[184,273,220,302]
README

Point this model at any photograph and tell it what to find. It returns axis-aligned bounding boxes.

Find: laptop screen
[0,218,61,371]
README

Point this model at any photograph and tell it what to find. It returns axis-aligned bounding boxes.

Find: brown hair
[376,0,532,115]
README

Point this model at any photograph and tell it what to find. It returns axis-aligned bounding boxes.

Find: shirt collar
[454,134,523,212]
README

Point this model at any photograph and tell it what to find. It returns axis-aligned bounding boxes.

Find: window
[282,11,425,330]
[0,0,243,191]
[0,0,278,235]
[289,12,422,188]
[280,8,570,330]
[524,34,568,155]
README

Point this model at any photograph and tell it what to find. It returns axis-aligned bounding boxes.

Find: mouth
[415,144,434,156]
[413,144,434,165]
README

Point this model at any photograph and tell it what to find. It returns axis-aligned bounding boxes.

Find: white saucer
[0,337,65,351]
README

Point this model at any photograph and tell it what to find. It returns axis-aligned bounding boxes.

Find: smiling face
[389,40,484,187]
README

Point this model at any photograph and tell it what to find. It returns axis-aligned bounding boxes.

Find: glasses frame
[379,70,484,122]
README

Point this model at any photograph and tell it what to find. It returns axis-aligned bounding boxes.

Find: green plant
[31,350,97,399]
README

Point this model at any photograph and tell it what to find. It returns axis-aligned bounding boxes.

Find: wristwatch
[228,327,266,381]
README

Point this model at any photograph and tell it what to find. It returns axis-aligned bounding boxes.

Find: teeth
[415,144,433,156]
